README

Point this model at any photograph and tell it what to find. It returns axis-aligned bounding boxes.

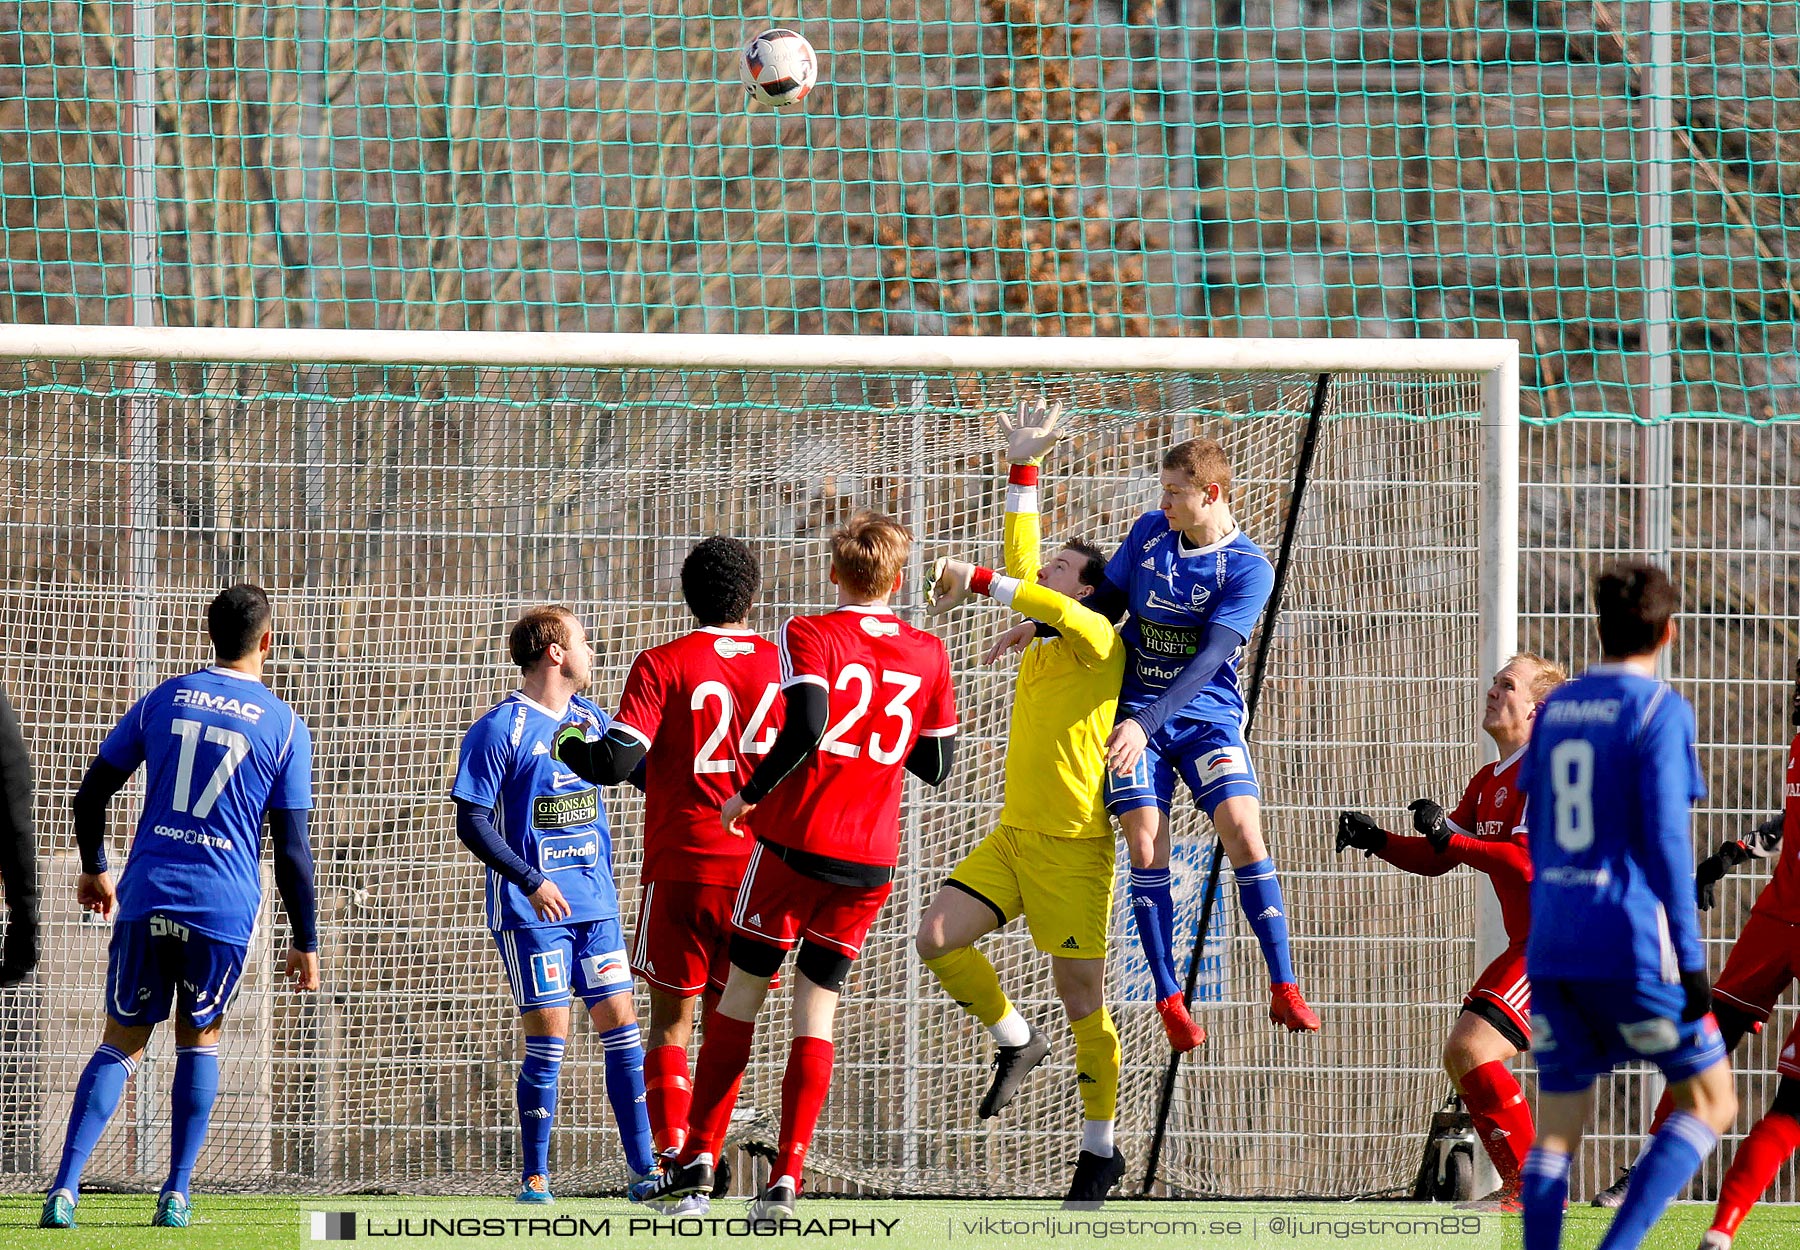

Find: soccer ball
[740,28,817,110]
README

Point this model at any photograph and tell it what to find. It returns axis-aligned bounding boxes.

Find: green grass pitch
[3,1195,1798,1250]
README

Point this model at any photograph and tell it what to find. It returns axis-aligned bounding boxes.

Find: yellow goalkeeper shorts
[946,823,1117,960]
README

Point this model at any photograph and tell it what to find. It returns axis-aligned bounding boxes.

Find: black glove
[1409,798,1450,853]
[1746,816,1784,857]
[1336,811,1387,855]
[0,908,39,988]
[1695,838,1750,911]
[1679,968,1713,1023]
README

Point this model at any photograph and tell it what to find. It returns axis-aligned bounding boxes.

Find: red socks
[1713,1112,1800,1237]
[774,1036,835,1187]
[680,1012,755,1164]
[1459,1060,1534,1188]
[643,1044,693,1156]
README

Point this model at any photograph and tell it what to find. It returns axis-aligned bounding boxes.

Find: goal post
[0,328,1517,1198]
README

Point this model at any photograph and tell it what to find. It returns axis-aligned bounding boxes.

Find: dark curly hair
[682,536,761,626]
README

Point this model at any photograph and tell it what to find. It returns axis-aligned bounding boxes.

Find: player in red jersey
[631,511,958,1225]
[553,537,780,1209]
[1336,652,1566,1208]
[1647,671,1800,1249]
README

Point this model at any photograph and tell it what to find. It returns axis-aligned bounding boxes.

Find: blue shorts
[1104,717,1260,818]
[493,917,632,1012]
[105,915,247,1030]
[1531,976,1729,1094]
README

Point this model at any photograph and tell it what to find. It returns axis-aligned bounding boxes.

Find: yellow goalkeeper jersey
[991,480,1123,839]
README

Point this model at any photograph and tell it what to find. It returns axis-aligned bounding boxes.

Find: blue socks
[1520,1146,1571,1250]
[1235,858,1296,985]
[163,1045,220,1199]
[599,1023,656,1178]
[1129,868,1180,1001]
[517,1037,564,1181]
[1597,1111,1719,1250]
[51,1044,137,1199]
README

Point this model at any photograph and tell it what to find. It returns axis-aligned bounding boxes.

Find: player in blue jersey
[41,585,317,1231]
[1516,563,1735,1250]
[452,605,655,1203]
[1045,437,1317,1042]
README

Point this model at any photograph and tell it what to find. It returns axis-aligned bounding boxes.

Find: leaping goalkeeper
[914,397,1130,1210]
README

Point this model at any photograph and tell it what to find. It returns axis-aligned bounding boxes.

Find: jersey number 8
[1549,738,1596,852]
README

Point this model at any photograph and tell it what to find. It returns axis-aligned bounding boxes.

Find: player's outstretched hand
[1408,798,1450,852]
[926,558,977,615]
[286,947,320,992]
[984,620,1038,664]
[721,793,755,838]
[1695,837,1752,910]
[1105,719,1149,777]
[526,879,571,923]
[76,871,116,921]
[1746,816,1784,857]
[1000,394,1066,465]
[1336,811,1386,855]
[1679,968,1714,1022]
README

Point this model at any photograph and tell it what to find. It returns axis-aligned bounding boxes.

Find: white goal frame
[0,326,1520,1196]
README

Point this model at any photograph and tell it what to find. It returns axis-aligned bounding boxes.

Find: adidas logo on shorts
[1256,906,1282,920]
[1078,1072,1097,1084]
[1060,936,1080,950]
[746,913,763,927]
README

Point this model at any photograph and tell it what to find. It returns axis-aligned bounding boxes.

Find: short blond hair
[1508,651,1567,701]
[831,510,911,598]
[1163,437,1233,494]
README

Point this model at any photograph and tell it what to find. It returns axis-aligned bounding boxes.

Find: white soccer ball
[740,28,817,110]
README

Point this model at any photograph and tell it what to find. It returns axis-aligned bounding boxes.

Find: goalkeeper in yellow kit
[914,398,1128,1210]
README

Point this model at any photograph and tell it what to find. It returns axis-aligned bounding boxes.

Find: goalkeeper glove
[1408,798,1451,853]
[0,907,38,988]
[1679,968,1714,1022]
[1336,811,1387,855]
[926,558,975,615]
[999,394,1067,465]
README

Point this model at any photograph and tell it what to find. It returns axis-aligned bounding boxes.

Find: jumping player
[915,397,1130,1208]
[1336,652,1566,1206]
[554,537,781,1215]
[632,511,958,1225]
[42,585,317,1230]
[452,606,656,1202]
[1039,438,1317,1040]
[1516,562,1733,1250]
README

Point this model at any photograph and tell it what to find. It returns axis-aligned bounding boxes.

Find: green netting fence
[5,1,1796,420]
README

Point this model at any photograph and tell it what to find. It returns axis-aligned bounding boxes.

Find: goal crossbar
[0,325,1519,378]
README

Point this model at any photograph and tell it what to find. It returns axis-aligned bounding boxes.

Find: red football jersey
[754,606,958,867]
[1749,731,1800,925]
[1444,747,1532,946]
[612,627,783,887]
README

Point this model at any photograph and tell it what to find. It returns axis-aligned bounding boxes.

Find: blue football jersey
[1103,511,1275,725]
[1522,665,1708,983]
[100,667,313,946]
[452,692,619,931]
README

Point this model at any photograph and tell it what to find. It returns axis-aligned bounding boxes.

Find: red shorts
[1464,944,1531,1044]
[731,842,892,958]
[1712,910,1800,1078]
[631,879,741,997]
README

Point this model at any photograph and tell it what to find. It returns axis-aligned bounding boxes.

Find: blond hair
[831,511,911,598]
[1508,651,1568,701]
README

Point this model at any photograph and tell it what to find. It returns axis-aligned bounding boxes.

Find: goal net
[0,330,1516,1198]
